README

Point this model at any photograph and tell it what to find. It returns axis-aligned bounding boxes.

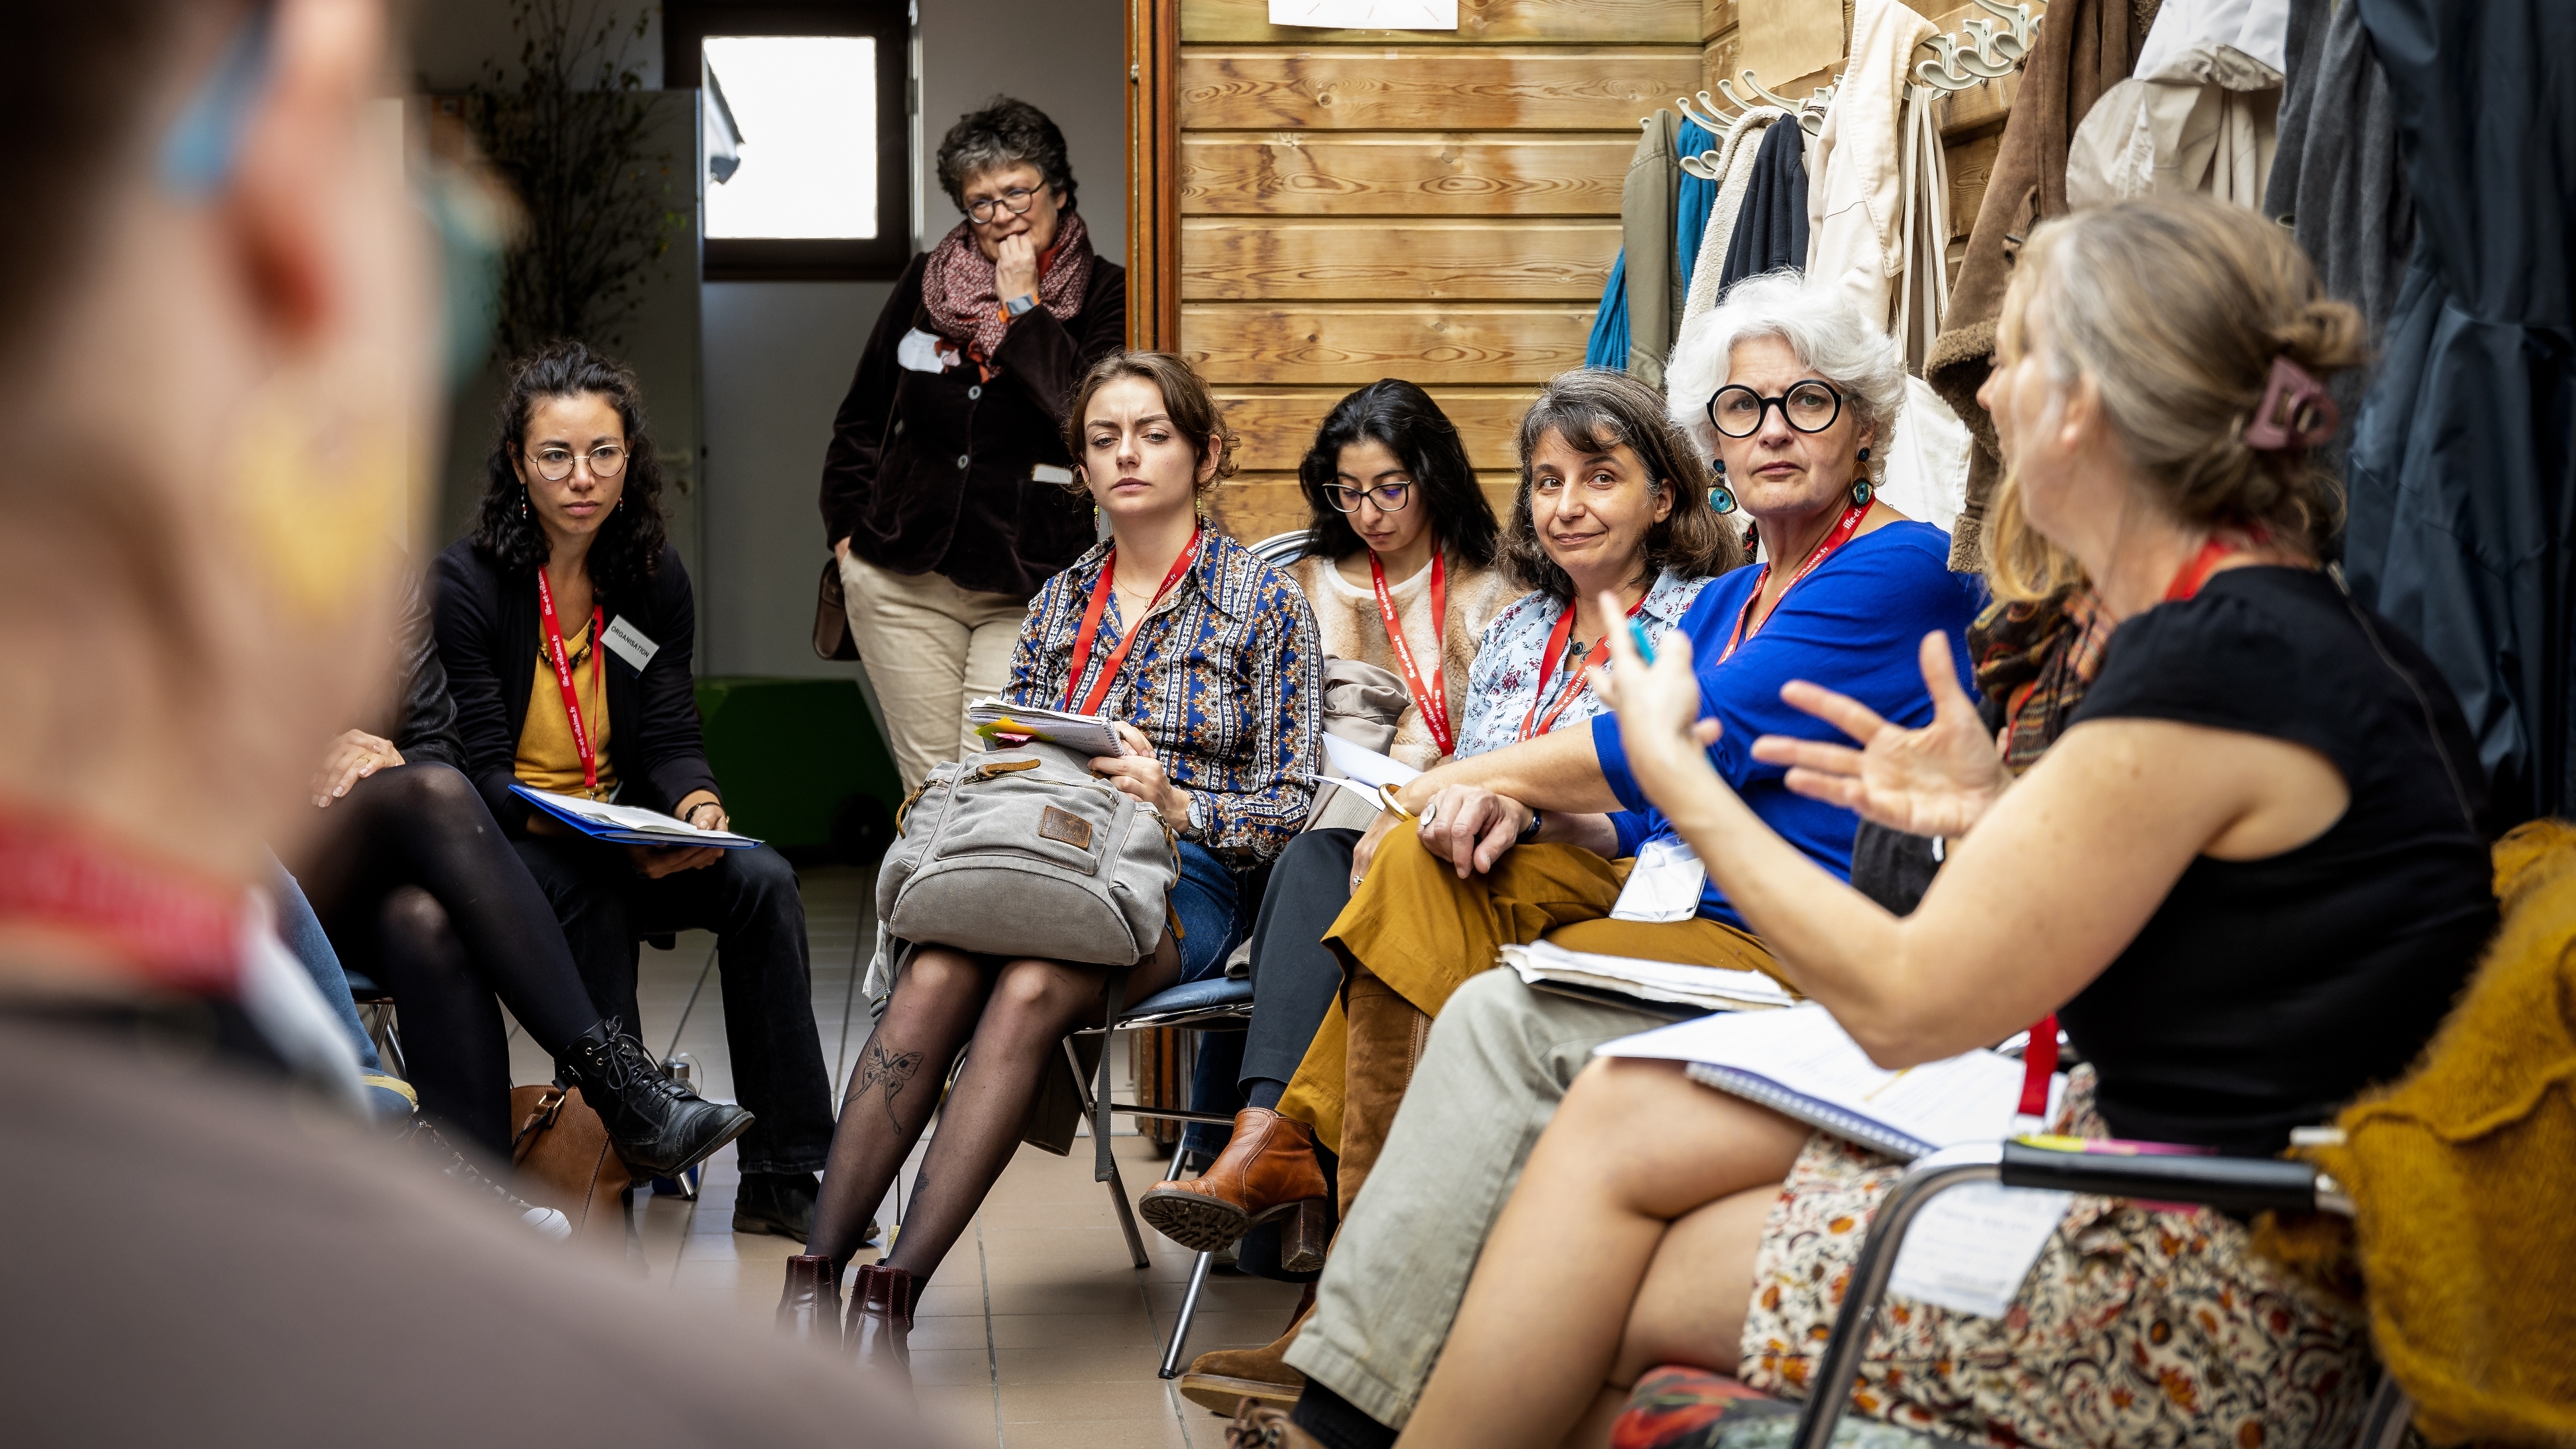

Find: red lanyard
[2016,535,2264,1122]
[1371,551,1454,758]
[1717,501,1871,666]
[1064,529,1200,716]
[1517,593,1648,743]
[535,571,606,796]
[0,806,243,994]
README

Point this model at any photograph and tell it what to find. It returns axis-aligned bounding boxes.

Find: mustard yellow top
[514,615,617,797]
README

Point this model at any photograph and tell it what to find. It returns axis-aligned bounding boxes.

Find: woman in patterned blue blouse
[785,352,1322,1379]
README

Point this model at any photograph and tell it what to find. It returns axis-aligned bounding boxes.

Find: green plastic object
[691,676,902,856]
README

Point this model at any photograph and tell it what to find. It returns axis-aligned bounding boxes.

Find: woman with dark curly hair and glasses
[820,95,1126,794]
[433,340,837,1240]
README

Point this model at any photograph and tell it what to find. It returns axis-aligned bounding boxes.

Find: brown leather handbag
[508,1084,631,1248]
[814,557,860,661]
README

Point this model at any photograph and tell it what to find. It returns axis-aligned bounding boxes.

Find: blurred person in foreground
[0,1,923,1440]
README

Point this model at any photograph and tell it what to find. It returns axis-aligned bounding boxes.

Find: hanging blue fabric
[1587,249,1631,370]
[1673,119,1716,306]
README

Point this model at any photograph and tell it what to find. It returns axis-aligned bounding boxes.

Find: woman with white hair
[1216,282,1984,1449]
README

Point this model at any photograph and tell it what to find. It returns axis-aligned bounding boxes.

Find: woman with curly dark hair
[433,340,837,1239]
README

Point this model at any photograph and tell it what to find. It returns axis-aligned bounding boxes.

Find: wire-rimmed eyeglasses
[1325,482,1412,514]
[1706,380,1845,439]
[527,444,629,483]
[966,186,1042,224]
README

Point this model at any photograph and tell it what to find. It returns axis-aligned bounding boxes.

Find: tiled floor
[502,863,1301,1447]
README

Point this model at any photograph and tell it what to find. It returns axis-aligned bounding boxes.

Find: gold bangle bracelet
[1375,784,1413,820]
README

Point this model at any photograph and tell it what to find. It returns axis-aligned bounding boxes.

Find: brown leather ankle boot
[1177,1302,1311,1415]
[775,1254,841,1341]
[845,1262,915,1389]
[1337,967,1431,1217]
[1138,1106,1330,1254]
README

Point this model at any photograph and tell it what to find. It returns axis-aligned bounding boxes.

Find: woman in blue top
[1218,280,1984,1443]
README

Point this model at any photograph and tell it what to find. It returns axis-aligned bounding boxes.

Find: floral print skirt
[1735,1069,2371,1449]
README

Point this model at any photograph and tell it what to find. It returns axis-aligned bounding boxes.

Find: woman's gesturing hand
[1094,722,1191,823]
[1750,631,2013,839]
[1592,594,1723,802]
[311,729,405,808]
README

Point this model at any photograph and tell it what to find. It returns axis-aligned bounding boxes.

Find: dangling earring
[1851,447,1874,506]
[519,487,530,519]
[1708,457,1737,515]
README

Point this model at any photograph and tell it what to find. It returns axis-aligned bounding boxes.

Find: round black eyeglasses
[1326,482,1412,514]
[1706,380,1845,439]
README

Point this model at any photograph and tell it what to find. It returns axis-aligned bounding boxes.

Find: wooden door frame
[1125,0,1180,350]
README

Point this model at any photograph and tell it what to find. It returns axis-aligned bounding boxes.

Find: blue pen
[1627,619,1657,664]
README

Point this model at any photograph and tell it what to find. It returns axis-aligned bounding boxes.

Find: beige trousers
[837,551,1028,791]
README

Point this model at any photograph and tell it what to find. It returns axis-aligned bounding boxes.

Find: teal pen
[1627,619,1656,663]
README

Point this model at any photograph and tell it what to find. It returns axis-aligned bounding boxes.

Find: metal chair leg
[1068,1037,1152,1270]
[1160,1249,1216,1379]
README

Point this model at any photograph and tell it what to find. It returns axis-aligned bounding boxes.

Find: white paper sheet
[1599,1005,2064,1157]
[1268,0,1458,30]
[965,698,1129,759]
[1886,1143,2075,1318]
[1322,733,1420,789]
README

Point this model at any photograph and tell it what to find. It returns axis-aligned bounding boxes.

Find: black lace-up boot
[560,1018,753,1178]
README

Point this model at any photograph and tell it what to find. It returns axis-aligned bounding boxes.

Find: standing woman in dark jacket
[434,341,837,1240]
[820,96,1126,792]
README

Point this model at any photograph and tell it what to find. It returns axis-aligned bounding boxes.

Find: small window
[667,1,908,280]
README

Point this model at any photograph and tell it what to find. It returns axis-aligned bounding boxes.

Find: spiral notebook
[1596,1004,2062,1161]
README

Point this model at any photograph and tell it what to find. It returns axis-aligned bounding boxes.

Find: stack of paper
[511,786,762,849]
[965,699,1128,759]
[1501,939,1794,1016]
[1305,734,1420,813]
[1597,1004,2063,1161]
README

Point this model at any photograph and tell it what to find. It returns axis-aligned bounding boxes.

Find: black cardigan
[429,539,721,834]
[818,248,1126,598]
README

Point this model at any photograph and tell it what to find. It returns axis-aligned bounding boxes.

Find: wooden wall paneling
[1179,134,1634,217]
[1178,49,1704,132]
[1184,303,1597,386]
[1219,386,1538,472]
[1181,0,1702,44]
[1943,129,2000,241]
[1127,0,1181,347]
[1702,0,1739,40]
[1181,218,1617,301]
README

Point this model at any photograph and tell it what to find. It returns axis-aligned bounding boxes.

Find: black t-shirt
[2057,568,2496,1155]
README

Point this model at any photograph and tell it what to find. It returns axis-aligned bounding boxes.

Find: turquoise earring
[1709,458,1737,515]
[1851,447,1873,506]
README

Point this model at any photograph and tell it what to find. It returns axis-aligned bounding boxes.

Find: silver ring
[1419,798,1440,828]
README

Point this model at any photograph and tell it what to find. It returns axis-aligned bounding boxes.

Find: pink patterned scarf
[918,209,1095,364]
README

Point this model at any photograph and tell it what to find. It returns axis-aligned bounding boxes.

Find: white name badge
[1609,838,1707,923]
[896,327,958,374]
[601,615,659,672]
[1032,464,1075,485]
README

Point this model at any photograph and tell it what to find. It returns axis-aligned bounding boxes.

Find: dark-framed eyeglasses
[1707,380,1845,439]
[966,186,1041,223]
[1326,482,1412,514]
[528,443,629,482]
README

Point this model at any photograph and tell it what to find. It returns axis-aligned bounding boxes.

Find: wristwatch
[1517,808,1543,845]
[1003,292,1038,317]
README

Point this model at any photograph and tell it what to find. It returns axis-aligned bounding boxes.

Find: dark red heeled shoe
[775,1254,841,1342]
[846,1262,916,1391]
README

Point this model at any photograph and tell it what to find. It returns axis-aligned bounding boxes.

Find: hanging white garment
[1681,107,1787,324]
[1877,376,1971,541]
[2065,0,2286,209]
[1894,83,1951,372]
[1805,0,1939,333]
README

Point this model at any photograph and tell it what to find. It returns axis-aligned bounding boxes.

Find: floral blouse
[1454,569,1713,759]
[1006,530,1323,864]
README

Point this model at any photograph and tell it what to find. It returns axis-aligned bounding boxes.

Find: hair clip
[2243,356,2339,451]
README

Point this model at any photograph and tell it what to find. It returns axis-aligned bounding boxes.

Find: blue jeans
[1170,841,1253,1160]
[270,858,413,1119]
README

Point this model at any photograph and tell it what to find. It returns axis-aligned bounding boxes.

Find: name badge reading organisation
[1609,838,1707,923]
[896,327,959,374]
[601,616,659,672]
